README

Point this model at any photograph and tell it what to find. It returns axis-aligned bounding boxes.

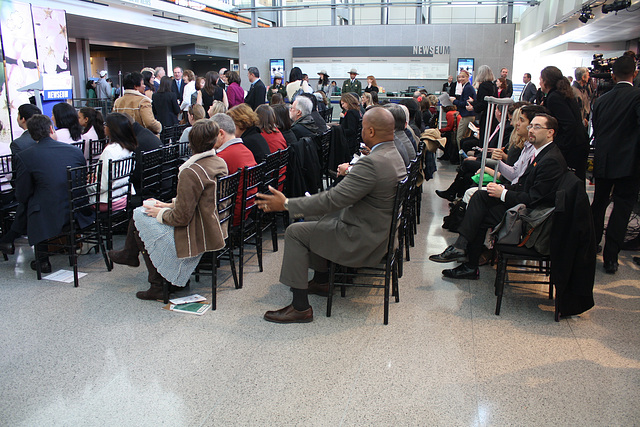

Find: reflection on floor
[1,161,639,426]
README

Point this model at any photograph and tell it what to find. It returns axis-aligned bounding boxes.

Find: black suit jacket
[520,81,537,103]
[592,82,640,179]
[132,122,162,193]
[152,92,180,128]
[240,126,271,163]
[544,89,588,153]
[14,137,91,245]
[171,79,185,103]
[244,79,267,110]
[10,130,36,155]
[505,143,567,208]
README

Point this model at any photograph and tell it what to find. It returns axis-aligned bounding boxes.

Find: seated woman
[179,104,206,143]
[208,100,227,118]
[78,107,105,159]
[97,112,138,212]
[272,104,297,147]
[108,119,228,301]
[227,103,270,163]
[337,92,362,155]
[52,102,83,144]
[256,104,287,153]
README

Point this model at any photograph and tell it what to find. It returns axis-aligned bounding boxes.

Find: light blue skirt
[133,207,203,287]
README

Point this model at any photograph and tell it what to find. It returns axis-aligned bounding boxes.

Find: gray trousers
[279,221,328,289]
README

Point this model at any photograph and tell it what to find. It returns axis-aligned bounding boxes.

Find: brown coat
[113,89,162,134]
[157,151,228,258]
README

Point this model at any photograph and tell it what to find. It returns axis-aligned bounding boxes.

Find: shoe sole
[263,316,313,324]
[442,273,479,280]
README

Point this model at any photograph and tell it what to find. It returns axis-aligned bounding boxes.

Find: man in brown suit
[256,108,407,323]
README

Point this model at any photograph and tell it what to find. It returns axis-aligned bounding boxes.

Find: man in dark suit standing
[244,66,266,110]
[256,108,407,323]
[10,115,90,272]
[171,66,184,104]
[0,104,43,256]
[499,67,514,99]
[520,73,537,103]
[590,55,640,274]
[442,76,454,93]
[430,113,567,279]
[217,68,228,90]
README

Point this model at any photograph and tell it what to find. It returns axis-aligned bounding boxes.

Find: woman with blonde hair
[208,100,227,117]
[180,104,206,143]
[227,103,270,163]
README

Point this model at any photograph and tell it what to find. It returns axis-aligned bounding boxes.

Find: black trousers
[457,190,509,267]
[591,174,640,263]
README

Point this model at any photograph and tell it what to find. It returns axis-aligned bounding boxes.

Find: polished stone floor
[1,162,639,426]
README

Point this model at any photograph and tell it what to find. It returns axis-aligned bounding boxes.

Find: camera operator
[572,67,593,128]
[590,55,640,274]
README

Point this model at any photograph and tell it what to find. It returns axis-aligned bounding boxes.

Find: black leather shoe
[633,256,640,266]
[603,260,618,274]
[442,264,479,280]
[429,245,467,263]
[30,259,52,274]
[0,241,15,255]
[264,304,313,323]
[435,190,456,202]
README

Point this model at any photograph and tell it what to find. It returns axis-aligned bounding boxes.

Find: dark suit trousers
[279,220,328,289]
[591,174,640,263]
[561,146,588,182]
[457,190,508,267]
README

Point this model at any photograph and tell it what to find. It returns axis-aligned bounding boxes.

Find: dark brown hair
[256,104,278,134]
[540,66,574,99]
[105,112,138,152]
[188,119,219,153]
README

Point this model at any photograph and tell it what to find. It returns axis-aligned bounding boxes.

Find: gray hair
[384,104,406,131]
[211,113,236,134]
[294,97,313,116]
[248,66,260,78]
[575,67,588,80]
[154,67,165,76]
[398,104,410,125]
[475,65,495,84]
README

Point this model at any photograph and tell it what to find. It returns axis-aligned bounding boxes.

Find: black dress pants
[591,174,640,263]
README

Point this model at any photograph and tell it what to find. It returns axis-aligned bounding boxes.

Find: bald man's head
[361,107,395,148]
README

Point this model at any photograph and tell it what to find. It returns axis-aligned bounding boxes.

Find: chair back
[0,154,14,198]
[216,169,242,236]
[137,146,163,200]
[88,138,108,164]
[262,150,281,193]
[70,141,86,158]
[160,144,180,200]
[277,146,290,193]
[161,124,189,146]
[387,177,409,265]
[67,162,102,228]
[324,105,334,123]
[177,140,192,161]
[241,163,265,218]
[107,156,135,212]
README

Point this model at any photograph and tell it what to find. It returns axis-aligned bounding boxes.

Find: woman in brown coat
[108,119,229,300]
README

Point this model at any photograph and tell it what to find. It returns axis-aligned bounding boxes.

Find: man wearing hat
[96,70,112,99]
[342,69,362,96]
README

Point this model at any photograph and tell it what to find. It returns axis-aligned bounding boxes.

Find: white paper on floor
[43,270,88,283]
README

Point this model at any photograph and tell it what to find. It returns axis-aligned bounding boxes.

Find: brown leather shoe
[264,304,313,324]
[307,279,330,297]
[136,284,165,300]
[108,249,140,267]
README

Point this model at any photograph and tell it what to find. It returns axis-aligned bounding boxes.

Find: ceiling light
[579,6,594,23]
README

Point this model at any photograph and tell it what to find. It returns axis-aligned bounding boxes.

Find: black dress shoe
[429,245,467,263]
[442,264,479,280]
[603,260,618,274]
[435,190,456,202]
[30,259,52,274]
[0,241,15,255]
[633,257,640,266]
[264,305,313,324]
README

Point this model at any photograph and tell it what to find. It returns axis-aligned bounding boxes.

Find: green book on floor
[162,302,211,315]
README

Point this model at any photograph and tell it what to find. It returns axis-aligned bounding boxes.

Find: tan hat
[274,72,283,78]
[317,70,328,76]
[348,68,358,75]
[420,128,446,153]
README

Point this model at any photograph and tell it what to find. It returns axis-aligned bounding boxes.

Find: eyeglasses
[527,124,549,130]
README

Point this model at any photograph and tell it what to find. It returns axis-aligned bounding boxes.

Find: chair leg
[494,256,506,315]
[271,218,278,252]
[163,279,169,304]
[211,255,217,310]
[257,227,263,273]
[238,240,244,289]
[384,266,391,325]
[392,261,400,303]
[326,262,335,317]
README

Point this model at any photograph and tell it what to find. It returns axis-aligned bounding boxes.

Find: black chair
[70,141,86,158]
[317,129,334,190]
[184,170,242,309]
[134,146,164,204]
[177,140,192,162]
[232,163,265,289]
[34,162,112,287]
[321,106,334,123]
[100,156,135,251]
[326,177,409,325]
[159,144,180,200]
[88,138,108,164]
[493,244,556,320]
[0,154,17,261]
[260,151,282,252]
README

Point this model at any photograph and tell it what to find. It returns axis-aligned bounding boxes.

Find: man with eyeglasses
[429,113,567,279]
[289,96,319,140]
